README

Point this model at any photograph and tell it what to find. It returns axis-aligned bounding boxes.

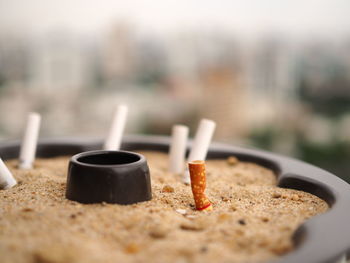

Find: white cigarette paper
[168,125,189,174]
[19,112,41,169]
[103,104,128,151]
[183,119,216,184]
[0,158,16,189]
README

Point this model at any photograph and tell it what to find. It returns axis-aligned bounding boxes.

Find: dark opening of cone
[77,151,140,166]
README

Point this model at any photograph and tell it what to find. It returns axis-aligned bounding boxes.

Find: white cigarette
[168,125,189,174]
[0,158,16,190]
[103,104,128,151]
[19,112,41,169]
[183,119,216,184]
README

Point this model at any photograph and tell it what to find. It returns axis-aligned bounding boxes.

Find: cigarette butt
[103,104,128,151]
[183,119,216,183]
[188,160,212,211]
[188,119,216,161]
[0,158,16,190]
[19,112,41,169]
[168,125,189,174]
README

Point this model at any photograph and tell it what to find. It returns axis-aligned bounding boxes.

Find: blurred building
[100,24,136,86]
[0,33,29,87]
[29,32,91,91]
[200,66,248,140]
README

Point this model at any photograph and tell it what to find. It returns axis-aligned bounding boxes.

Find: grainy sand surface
[0,151,328,263]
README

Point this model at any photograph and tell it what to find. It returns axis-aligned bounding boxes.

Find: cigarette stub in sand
[19,112,41,169]
[183,119,216,184]
[188,160,212,211]
[103,105,128,151]
[168,125,189,174]
[0,158,16,190]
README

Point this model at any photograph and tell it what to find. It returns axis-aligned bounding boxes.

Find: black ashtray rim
[71,150,145,168]
[0,135,349,263]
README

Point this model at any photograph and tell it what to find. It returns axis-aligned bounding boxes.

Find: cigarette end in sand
[183,119,216,184]
[19,112,41,169]
[168,125,189,174]
[0,158,16,189]
[188,160,212,211]
[103,104,128,151]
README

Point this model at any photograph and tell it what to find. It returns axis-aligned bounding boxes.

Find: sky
[0,0,349,38]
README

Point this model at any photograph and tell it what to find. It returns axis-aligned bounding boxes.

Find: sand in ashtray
[0,151,328,263]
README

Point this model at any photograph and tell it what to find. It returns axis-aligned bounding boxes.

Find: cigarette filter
[188,160,212,211]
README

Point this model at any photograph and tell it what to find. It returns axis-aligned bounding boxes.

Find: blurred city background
[0,1,350,181]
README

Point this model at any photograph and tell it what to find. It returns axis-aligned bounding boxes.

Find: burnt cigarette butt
[188,160,212,211]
